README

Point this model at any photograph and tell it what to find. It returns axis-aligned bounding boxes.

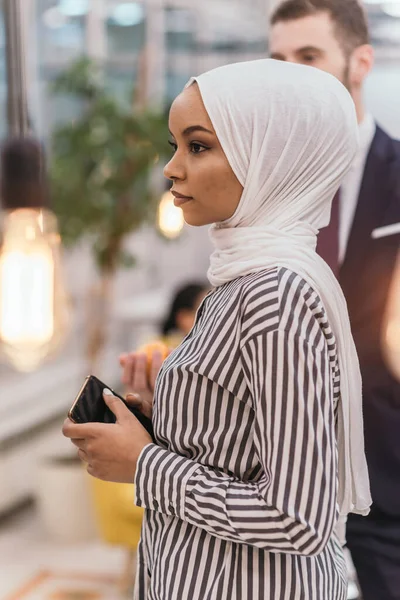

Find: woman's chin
[182,209,213,227]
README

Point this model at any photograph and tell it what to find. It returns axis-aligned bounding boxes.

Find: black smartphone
[68,374,155,442]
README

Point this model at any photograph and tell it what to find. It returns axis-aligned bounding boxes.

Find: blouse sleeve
[135,326,338,556]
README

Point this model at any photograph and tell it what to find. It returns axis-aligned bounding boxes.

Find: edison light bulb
[0,138,70,371]
[0,208,69,371]
[158,190,184,239]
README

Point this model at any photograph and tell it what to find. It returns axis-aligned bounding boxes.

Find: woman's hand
[62,389,153,483]
[119,350,165,419]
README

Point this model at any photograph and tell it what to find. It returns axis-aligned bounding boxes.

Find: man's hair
[270,0,370,55]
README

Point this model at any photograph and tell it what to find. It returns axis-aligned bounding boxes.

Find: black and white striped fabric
[134,267,347,599]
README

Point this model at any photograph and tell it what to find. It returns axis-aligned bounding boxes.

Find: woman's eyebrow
[168,125,214,139]
[182,125,214,136]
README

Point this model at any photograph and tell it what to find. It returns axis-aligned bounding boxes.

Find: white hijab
[187,59,371,520]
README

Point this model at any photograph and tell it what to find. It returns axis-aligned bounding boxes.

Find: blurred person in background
[160,282,209,347]
[270,2,400,598]
[119,281,209,405]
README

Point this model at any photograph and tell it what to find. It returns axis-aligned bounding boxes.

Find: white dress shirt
[339,113,376,264]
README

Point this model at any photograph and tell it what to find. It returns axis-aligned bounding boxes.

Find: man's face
[270,12,351,89]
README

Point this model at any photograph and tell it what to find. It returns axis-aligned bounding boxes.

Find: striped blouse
[134,267,347,600]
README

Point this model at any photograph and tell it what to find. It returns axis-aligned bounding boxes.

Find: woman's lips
[171,191,193,207]
[173,196,192,207]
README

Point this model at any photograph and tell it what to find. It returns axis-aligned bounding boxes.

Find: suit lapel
[339,128,395,298]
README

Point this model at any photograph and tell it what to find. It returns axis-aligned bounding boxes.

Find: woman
[161,282,209,345]
[63,59,371,599]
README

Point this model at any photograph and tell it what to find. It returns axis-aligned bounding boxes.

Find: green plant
[50,56,170,274]
[49,57,170,368]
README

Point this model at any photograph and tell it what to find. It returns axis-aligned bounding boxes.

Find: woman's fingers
[119,348,164,419]
[78,448,88,462]
[126,393,152,420]
[125,392,142,408]
[121,353,135,388]
[70,438,86,450]
[119,353,127,365]
[120,347,166,392]
[120,352,147,392]
[132,353,149,392]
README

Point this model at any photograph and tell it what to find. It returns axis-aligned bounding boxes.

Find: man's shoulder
[371,126,400,219]
[372,125,400,162]
[392,136,400,159]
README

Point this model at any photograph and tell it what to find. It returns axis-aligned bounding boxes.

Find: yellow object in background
[90,478,144,549]
[89,477,144,592]
[137,339,171,379]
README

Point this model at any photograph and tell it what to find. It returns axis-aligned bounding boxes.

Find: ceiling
[37,1,400,56]
[167,0,400,55]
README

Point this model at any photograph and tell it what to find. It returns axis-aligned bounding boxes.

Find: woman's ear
[349,44,374,88]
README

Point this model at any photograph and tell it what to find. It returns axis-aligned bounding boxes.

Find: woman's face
[164,84,243,227]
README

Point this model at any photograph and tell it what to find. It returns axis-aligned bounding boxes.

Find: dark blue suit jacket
[342,126,400,522]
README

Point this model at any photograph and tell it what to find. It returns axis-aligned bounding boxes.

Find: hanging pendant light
[0,138,70,371]
[0,0,70,371]
[157,190,185,239]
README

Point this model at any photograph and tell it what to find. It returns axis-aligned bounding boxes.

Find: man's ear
[349,44,374,87]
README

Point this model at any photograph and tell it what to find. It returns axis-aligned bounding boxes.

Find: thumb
[103,388,130,422]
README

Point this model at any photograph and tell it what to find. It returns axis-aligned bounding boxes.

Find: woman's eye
[190,142,207,154]
[168,140,177,152]
[168,140,208,154]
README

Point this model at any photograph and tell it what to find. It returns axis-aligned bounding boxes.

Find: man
[270,1,400,599]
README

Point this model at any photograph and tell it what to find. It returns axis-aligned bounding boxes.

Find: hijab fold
[186,59,371,524]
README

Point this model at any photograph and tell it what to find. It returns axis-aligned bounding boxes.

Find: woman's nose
[164,152,185,181]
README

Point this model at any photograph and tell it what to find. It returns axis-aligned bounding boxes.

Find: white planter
[36,454,97,543]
